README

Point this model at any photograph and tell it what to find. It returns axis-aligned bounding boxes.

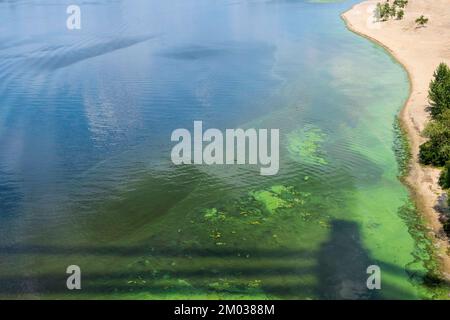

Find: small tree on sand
[415,15,429,28]
[376,0,407,21]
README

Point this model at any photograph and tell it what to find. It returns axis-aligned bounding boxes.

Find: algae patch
[397,200,450,299]
[202,185,313,226]
[204,208,226,222]
[393,117,411,177]
[250,185,312,214]
[286,125,328,165]
[250,186,290,212]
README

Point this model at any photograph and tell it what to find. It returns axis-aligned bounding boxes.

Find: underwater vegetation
[393,118,411,178]
[117,184,332,299]
[203,185,317,246]
[286,126,328,165]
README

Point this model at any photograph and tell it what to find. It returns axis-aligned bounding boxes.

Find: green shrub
[415,15,429,27]
[393,0,408,8]
[419,110,450,166]
[419,141,449,166]
[439,162,450,189]
[376,2,391,21]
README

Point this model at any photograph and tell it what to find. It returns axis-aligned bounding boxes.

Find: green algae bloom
[250,190,289,212]
[286,125,328,165]
[204,208,226,221]
[250,185,310,213]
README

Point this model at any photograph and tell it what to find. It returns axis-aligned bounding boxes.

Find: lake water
[0,0,438,299]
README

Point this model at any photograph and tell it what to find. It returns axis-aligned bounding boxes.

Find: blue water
[0,0,437,299]
[0,0,355,238]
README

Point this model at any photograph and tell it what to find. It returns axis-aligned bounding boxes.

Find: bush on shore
[415,15,429,28]
[439,162,450,189]
[419,109,450,166]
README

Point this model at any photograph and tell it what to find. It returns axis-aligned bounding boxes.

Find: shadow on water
[317,220,378,299]
[0,220,447,299]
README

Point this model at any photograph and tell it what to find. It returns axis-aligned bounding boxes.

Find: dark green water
[0,0,443,299]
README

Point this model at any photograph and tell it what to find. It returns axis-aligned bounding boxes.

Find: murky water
[0,0,438,299]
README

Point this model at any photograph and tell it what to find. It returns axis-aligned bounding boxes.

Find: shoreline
[342,0,450,280]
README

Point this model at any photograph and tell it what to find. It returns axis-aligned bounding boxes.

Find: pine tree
[429,63,450,118]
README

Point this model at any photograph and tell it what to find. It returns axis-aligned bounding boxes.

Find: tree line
[419,63,450,231]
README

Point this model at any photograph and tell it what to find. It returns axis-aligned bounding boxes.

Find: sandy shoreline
[342,0,450,279]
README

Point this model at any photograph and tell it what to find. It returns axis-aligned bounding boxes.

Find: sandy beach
[343,0,450,278]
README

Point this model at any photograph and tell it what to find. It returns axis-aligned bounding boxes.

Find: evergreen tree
[419,107,450,166]
[429,63,450,117]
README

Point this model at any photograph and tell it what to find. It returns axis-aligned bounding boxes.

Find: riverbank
[342,0,450,279]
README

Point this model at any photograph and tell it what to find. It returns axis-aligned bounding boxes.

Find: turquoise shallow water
[0,0,440,299]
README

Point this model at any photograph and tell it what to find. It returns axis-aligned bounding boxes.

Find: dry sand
[342,0,450,279]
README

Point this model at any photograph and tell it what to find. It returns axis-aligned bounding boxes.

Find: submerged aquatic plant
[250,185,312,214]
[203,208,226,222]
[393,117,411,177]
[201,185,314,232]
[250,189,289,212]
[286,125,328,165]
[397,200,450,299]
[121,183,329,298]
